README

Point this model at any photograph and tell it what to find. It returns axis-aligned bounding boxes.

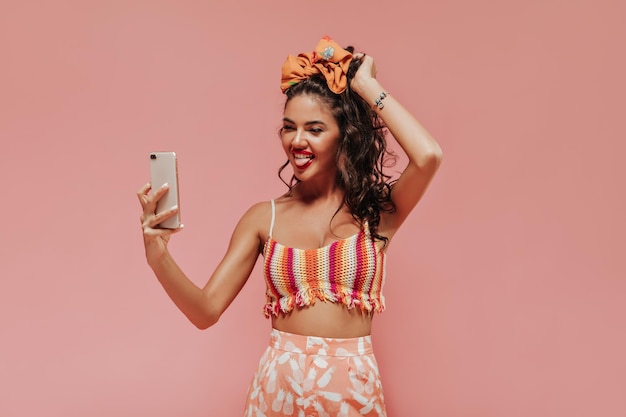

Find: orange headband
[280,36,353,94]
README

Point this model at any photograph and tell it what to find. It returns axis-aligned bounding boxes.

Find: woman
[138,36,442,416]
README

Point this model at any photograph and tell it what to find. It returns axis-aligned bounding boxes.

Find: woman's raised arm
[350,54,443,238]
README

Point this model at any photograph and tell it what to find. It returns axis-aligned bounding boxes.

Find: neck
[292,181,344,205]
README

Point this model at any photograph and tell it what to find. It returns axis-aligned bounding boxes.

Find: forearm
[148,253,217,329]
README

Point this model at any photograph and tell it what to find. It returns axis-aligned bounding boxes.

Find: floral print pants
[244,329,387,417]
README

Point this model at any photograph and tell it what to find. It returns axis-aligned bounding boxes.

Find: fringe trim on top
[263,288,386,318]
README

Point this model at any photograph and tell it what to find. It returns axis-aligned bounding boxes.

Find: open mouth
[293,151,314,169]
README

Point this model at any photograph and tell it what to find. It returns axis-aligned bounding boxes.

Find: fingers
[137,182,169,209]
[137,183,183,258]
[143,222,184,238]
[141,202,178,227]
[353,54,375,79]
[137,181,179,230]
[137,182,152,208]
[354,53,373,65]
[149,205,180,229]
[350,54,378,95]
[362,55,377,77]
[137,182,152,196]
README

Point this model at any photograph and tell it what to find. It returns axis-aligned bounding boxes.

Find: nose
[291,128,307,148]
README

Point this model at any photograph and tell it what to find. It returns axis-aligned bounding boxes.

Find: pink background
[1,0,624,416]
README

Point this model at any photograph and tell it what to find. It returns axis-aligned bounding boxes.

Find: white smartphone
[149,151,181,229]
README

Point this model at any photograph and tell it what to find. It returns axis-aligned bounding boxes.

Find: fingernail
[171,205,178,211]
[161,182,169,188]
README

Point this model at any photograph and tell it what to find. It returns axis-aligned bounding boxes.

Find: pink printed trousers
[244,329,387,417]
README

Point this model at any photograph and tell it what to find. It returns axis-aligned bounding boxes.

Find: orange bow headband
[280,36,353,94]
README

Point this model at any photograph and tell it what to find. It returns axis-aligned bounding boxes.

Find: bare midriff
[271,302,374,338]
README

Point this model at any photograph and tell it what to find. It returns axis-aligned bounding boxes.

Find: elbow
[190,305,222,330]
[431,140,443,162]
[191,313,219,330]
[430,147,443,167]
[419,146,443,173]
[188,290,227,330]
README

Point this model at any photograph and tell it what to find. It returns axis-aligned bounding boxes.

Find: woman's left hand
[350,53,378,96]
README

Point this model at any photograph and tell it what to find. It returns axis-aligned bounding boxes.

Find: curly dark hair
[278,48,397,245]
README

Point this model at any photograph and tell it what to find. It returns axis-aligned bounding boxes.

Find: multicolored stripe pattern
[262,226,386,318]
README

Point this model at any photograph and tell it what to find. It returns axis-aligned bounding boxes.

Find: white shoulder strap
[269,199,275,238]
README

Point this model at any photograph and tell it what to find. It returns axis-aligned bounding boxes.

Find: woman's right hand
[137,182,183,265]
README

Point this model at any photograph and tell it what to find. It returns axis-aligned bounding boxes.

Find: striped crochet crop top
[262,199,386,318]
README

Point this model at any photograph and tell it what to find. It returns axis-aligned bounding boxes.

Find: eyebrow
[282,117,327,126]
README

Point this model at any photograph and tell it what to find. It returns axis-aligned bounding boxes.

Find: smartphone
[149,151,181,229]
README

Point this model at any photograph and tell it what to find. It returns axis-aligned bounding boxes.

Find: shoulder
[243,200,272,218]
[238,200,272,224]
[234,200,273,237]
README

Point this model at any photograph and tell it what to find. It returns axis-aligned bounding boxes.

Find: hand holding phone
[149,151,181,229]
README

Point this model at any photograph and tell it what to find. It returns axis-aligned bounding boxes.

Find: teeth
[293,152,314,167]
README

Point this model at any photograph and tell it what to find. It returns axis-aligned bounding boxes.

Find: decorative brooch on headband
[280,35,353,94]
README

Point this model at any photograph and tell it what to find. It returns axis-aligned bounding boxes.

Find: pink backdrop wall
[1,0,624,416]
